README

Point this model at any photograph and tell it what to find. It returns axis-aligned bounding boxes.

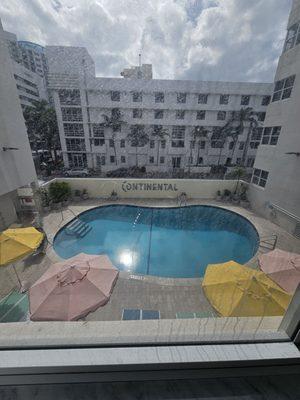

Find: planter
[240,200,250,208]
[81,193,89,200]
[52,202,62,210]
[42,206,51,213]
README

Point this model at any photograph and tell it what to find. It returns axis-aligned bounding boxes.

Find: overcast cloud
[0,0,292,82]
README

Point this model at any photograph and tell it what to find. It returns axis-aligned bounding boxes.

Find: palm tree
[231,166,246,194]
[126,125,149,166]
[101,109,125,165]
[23,100,60,163]
[191,126,209,166]
[151,125,169,165]
[231,107,259,166]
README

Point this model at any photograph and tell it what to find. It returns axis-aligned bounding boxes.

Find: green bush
[49,181,71,203]
[38,187,50,207]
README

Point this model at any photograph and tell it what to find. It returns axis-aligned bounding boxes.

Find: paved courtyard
[0,198,299,322]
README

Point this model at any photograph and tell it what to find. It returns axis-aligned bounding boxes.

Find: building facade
[47,48,273,173]
[249,0,300,236]
[0,21,37,229]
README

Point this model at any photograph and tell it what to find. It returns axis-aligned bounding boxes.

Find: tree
[232,107,259,166]
[191,126,209,166]
[151,125,169,165]
[101,109,125,165]
[126,125,149,166]
[231,166,246,194]
[23,100,60,163]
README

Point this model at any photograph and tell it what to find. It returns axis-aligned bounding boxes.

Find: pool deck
[1,198,300,322]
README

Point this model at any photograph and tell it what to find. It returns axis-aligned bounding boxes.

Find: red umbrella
[259,249,300,293]
[29,253,119,321]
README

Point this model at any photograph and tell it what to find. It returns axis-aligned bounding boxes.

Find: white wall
[0,20,37,198]
[43,178,240,199]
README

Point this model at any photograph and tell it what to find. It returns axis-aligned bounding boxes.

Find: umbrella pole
[12,264,22,290]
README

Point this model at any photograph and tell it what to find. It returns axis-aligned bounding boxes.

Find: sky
[0,0,292,82]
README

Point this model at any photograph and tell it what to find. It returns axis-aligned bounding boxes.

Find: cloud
[0,0,292,82]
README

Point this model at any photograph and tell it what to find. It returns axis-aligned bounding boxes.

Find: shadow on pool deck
[85,274,216,321]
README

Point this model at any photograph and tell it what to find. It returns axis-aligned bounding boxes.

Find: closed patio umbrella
[202,261,291,317]
[259,249,300,293]
[29,253,119,321]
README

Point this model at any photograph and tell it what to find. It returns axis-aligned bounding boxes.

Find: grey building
[47,46,272,173]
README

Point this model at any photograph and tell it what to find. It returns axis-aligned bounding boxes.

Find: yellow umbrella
[202,261,291,317]
[0,227,44,287]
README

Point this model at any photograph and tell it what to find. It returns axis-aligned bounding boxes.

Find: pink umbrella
[29,253,119,321]
[259,249,300,293]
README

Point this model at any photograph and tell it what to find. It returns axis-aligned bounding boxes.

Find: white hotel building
[46,47,273,173]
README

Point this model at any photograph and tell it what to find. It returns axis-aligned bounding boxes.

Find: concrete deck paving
[0,198,299,323]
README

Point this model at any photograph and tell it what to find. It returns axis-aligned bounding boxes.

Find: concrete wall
[0,191,18,229]
[0,20,37,198]
[248,0,300,237]
[42,178,240,199]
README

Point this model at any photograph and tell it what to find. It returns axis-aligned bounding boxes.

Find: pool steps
[65,219,92,238]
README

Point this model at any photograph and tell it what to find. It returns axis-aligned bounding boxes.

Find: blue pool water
[53,205,259,278]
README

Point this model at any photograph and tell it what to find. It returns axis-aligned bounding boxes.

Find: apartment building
[0,21,37,228]
[47,47,273,173]
[249,0,300,236]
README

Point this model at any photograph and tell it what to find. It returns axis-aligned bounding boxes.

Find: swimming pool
[53,205,259,278]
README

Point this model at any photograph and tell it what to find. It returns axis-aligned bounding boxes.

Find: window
[251,127,263,140]
[96,155,105,166]
[160,156,165,163]
[111,108,120,119]
[120,139,125,148]
[109,139,114,147]
[236,158,241,165]
[272,75,296,102]
[112,124,121,132]
[132,91,142,102]
[250,141,259,149]
[200,141,205,149]
[94,139,105,146]
[172,126,185,147]
[211,141,223,148]
[241,95,250,105]
[58,89,81,105]
[190,141,195,149]
[188,156,193,164]
[229,141,234,150]
[92,124,104,137]
[198,94,208,104]
[177,92,186,103]
[64,123,84,137]
[68,153,87,168]
[61,107,83,121]
[198,157,203,164]
[65,138,86,151]
[239,142,244,150]
[219,94,229,104]
[262,126,281,145]
[121,156,126,163]
[150,140,155,148]
[176,110,185,119]
[247,157,255,167]
[257,112,266,122]
[154,110,164,119]
[155,92,164,103]
[261,95,271,106]
[133,108,142,118]
[161,140,166,149]
[196,110,206,120]
[149,156,154,163]
[217,111,226,120]
[110,155,115,163]
[284,22,300,52]
[252,168,269,187]
[111,91,120,101]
